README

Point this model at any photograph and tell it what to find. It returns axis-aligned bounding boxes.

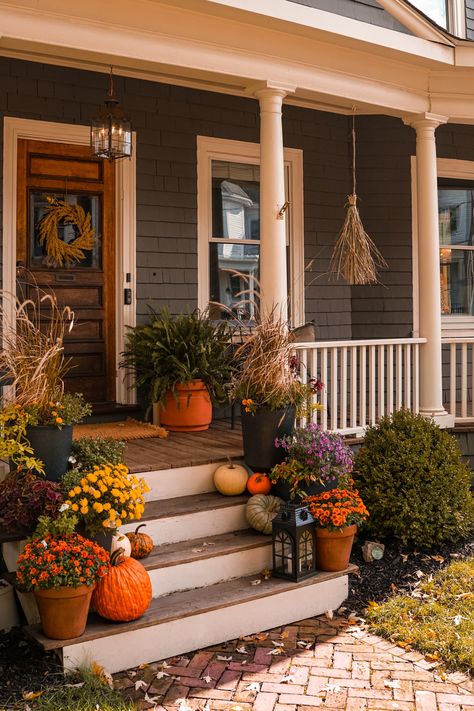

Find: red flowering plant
[16,512,109,591]
[0,470,63,532]
[304,486,369,532]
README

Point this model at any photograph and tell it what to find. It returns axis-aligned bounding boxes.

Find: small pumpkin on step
[126,524,154,559]
[247,473,271,496]
[213,457,248,496]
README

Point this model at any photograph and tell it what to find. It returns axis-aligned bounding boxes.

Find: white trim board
[197,135,305,326]
[411,155,474,338]
[2,117,137,404]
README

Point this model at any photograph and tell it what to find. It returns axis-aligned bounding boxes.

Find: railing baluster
[387,344,394,416]
[369,346,376,425]
[378,345,385,421]
[330,348,338,431]
[396,344,403,409]
[462,343,468,418]
[310,347,319,425]
[340,346,348,431]
[350,346,358,429]
[404,344,411,410]
[360,346,367,428]
[450,343,456,418]
[414,343,420,413]
[300,348,308,427]
[321,348,328,430]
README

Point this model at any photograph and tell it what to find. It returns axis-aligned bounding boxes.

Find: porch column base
[419,410,455,429]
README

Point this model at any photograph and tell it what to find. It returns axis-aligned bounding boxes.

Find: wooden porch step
[143,528,272,597]
[25,565,357,673]
[121,492,249,545]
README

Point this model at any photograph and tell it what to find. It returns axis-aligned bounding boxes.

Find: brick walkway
[114,615,474,711]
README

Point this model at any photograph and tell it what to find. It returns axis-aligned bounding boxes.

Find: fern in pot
[122,307,233,431]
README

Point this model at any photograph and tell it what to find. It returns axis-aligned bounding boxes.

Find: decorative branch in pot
[121,307,233,431]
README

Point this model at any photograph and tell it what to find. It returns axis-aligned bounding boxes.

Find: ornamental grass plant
[62,463,150,536]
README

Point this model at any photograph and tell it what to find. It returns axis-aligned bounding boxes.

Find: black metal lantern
[91,68,132,161]
[272,502,317,581]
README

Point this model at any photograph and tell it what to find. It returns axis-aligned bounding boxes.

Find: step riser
[149,544,272,597]
[61,575,349,674]
[143,463,219,502]
[121,504,248,545]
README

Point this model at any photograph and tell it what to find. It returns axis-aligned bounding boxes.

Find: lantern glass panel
[274,531,294,576]
[298,529,314,574]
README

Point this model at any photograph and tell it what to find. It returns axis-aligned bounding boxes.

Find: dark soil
[0,627,62,709]
[345,533,474,614]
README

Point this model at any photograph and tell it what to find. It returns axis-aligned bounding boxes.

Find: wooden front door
[16,139,116,405]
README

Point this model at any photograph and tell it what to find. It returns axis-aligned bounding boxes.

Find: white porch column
[405,113,454,426]
[254,82,294,321]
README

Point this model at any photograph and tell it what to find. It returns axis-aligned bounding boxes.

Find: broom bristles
[330,194,387,285]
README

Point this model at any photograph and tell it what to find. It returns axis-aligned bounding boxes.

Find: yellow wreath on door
[38,196,97,268]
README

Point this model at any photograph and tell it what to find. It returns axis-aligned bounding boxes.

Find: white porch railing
[442,338,474,422]
[293,338,427,435]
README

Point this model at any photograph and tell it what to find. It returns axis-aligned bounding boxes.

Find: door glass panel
[211,161,260,240]
[29,192,101,269]
[438,187,474,315]
[208,242,260,319]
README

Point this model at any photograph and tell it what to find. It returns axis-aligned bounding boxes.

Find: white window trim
[450,0,466,38]
[197,136,304,326]
[411,155,474,338]
[2,117,137,404]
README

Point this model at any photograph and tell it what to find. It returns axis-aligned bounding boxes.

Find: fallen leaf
[202,541,215,547]
[272,641,284,647]
[415,570,425,579]
[431,555,445,563]
[22,691,43,701]
[324,609,334,620]
[425,652,440,662]
[250,579,262,586]
[321,683,341,693]
[135,679,148,691]
[297,640,313,649]
[161,661,170,668]
[245,682,261,691]
[217,655,232,661]
[260,567,272,580]
[401,553,409,563]
[138,663,149,670]
[280,631,290,639]
[178,703,192,711]
[192,548,204,553]
[201,675,213,684]
[453,614,465,626]
[256,632,269,641]
[156,670,170,679]
[236,646,248,654]
[281,675,296,684]
[384,680,401,689]
[390,583,398,594]
[128,671,137,678]
[144,692,161,703]
[367,600,379,611]
[267,648,284,656]
[64,683,85,688]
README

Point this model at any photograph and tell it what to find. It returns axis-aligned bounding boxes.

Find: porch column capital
[250,80,296,102]
[407,112,453,425]
[402,112,449,131]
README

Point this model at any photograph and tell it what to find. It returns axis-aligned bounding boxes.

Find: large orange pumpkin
[92,549,152,622]
[247,473,271,496]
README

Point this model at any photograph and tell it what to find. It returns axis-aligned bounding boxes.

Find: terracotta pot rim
[315,524,358,538]
[34,584,95,598]
[173,379,208,391]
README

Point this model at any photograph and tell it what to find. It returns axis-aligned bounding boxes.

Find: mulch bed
[345,533,474,614]
[1,533,473,707]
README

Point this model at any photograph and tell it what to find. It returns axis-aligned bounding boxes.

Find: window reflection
[410,0,447,28]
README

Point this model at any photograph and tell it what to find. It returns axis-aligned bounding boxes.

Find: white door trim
[2,117,137,404]
[197,135,305,326]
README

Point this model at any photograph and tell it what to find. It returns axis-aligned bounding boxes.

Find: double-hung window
[197,137,304,325]
[409,0,466,36]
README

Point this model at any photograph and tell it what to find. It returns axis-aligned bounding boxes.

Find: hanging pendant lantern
[91,67,132,161]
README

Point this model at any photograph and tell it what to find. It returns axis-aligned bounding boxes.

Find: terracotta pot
[159,380,212,432]
[315,524,357,572]
[34,585,94,640]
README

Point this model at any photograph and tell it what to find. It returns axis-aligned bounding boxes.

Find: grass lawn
[366,558,474,674]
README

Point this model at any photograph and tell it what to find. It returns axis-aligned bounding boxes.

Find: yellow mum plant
[63,463,150,536]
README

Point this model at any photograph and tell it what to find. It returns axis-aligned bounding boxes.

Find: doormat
[73,419,169,442]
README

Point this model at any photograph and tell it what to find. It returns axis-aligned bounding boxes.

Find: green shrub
[353,409,474,548]
[71,436,125,471]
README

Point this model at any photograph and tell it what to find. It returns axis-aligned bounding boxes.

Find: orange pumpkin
[92,549,152,622]
[126,524,154,559]
[247,473,271,496]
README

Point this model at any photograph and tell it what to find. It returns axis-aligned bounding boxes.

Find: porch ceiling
[2,0,474,122]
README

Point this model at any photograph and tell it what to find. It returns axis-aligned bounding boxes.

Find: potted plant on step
[304,486,369,571]
[16,512,109,640]
[0,290,91,480]
[231,313,323,472]
[122,307,233,431]
[271,423,354,501]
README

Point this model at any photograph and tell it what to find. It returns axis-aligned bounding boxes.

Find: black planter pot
[26,425,73,482]
[271,476,339,503]
[76,523,114,553]
[240,405,296,473]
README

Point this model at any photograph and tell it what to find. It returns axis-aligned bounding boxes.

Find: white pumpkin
[110,531,132,557]
[213,458,248,496]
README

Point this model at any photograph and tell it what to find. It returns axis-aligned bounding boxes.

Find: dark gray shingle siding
[287,0,411,33]
[466,0,474,39]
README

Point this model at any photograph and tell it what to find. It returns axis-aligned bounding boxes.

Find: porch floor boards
[124,419,243,473]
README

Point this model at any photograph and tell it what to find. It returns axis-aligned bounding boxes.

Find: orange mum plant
[304,486,369,532]
[16,514,109,590]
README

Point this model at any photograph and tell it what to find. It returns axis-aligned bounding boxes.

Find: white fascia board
[204,0,454,63]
